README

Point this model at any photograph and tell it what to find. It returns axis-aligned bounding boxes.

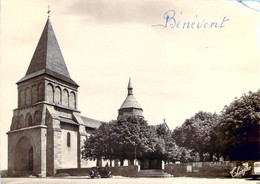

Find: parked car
[252,162,260,180]
[89,167,112,179]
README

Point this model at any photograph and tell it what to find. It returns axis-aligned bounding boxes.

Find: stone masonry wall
[165,161,253,178]
[56,165,139,177]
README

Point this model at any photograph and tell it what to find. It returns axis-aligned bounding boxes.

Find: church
[7,17,103,177]
[7,15,166,177]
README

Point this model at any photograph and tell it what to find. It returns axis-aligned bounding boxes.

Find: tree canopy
[82,115,175,165]
[216,90,260,160]
[172,111,219,161]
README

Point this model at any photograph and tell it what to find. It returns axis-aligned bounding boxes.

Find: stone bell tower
[7,16,81,177]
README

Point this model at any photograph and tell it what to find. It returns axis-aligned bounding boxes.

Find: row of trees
[172,90,260,161]
[82,90,260,163]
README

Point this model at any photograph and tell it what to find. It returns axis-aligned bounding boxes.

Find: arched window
[25,113,32,127]
[33,111,42,125]
[46,84,54,103]
[25,87,31,105]
[67,132,71,147]
[20,89,25,107]
[54,86,61,104]
[69,91,76,109]
[18,115,24,129]
[28,115,32,126]
[31,85,37,104]
[62,89,69,107]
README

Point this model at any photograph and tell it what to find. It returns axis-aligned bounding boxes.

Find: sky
[1,0,260,170]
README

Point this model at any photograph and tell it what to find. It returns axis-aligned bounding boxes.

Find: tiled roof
[81,116,102,129]
[18,18,78,87]
[60,117,78,125]
[119,95,142,110]
[119,78,143,110]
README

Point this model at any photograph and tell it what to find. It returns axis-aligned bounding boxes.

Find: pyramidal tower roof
[119,78,142,110]
[17,18,78,86]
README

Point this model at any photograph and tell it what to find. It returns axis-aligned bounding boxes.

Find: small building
[118,79,165,170]
[7,17,102,177]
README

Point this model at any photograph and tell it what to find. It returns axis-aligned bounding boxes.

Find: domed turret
[118,78,143,118]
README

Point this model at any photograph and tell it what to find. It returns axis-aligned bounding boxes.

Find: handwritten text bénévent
[153,10,230,29]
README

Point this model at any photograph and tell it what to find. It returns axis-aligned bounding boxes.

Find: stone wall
[56,165,139,177]
[61,126,78,168]
[165,161,253,178]
[108,165,139,177]
[11,104,44,131]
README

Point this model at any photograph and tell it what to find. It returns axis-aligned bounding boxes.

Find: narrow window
[28,115,32,126]
[67,132,71,147]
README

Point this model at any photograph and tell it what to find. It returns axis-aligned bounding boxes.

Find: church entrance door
[14,137,34,172]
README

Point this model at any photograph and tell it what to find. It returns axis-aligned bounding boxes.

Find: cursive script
[230,165,251,178]
[152,10,230,29]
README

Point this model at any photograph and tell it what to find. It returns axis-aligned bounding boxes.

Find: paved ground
[1,177,260,184]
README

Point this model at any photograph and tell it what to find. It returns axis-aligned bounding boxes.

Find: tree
[216,90,260,160]
[154,123,182,162]
[172,111,219,161]
[81,123,114,161]
[82,115,168,165]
